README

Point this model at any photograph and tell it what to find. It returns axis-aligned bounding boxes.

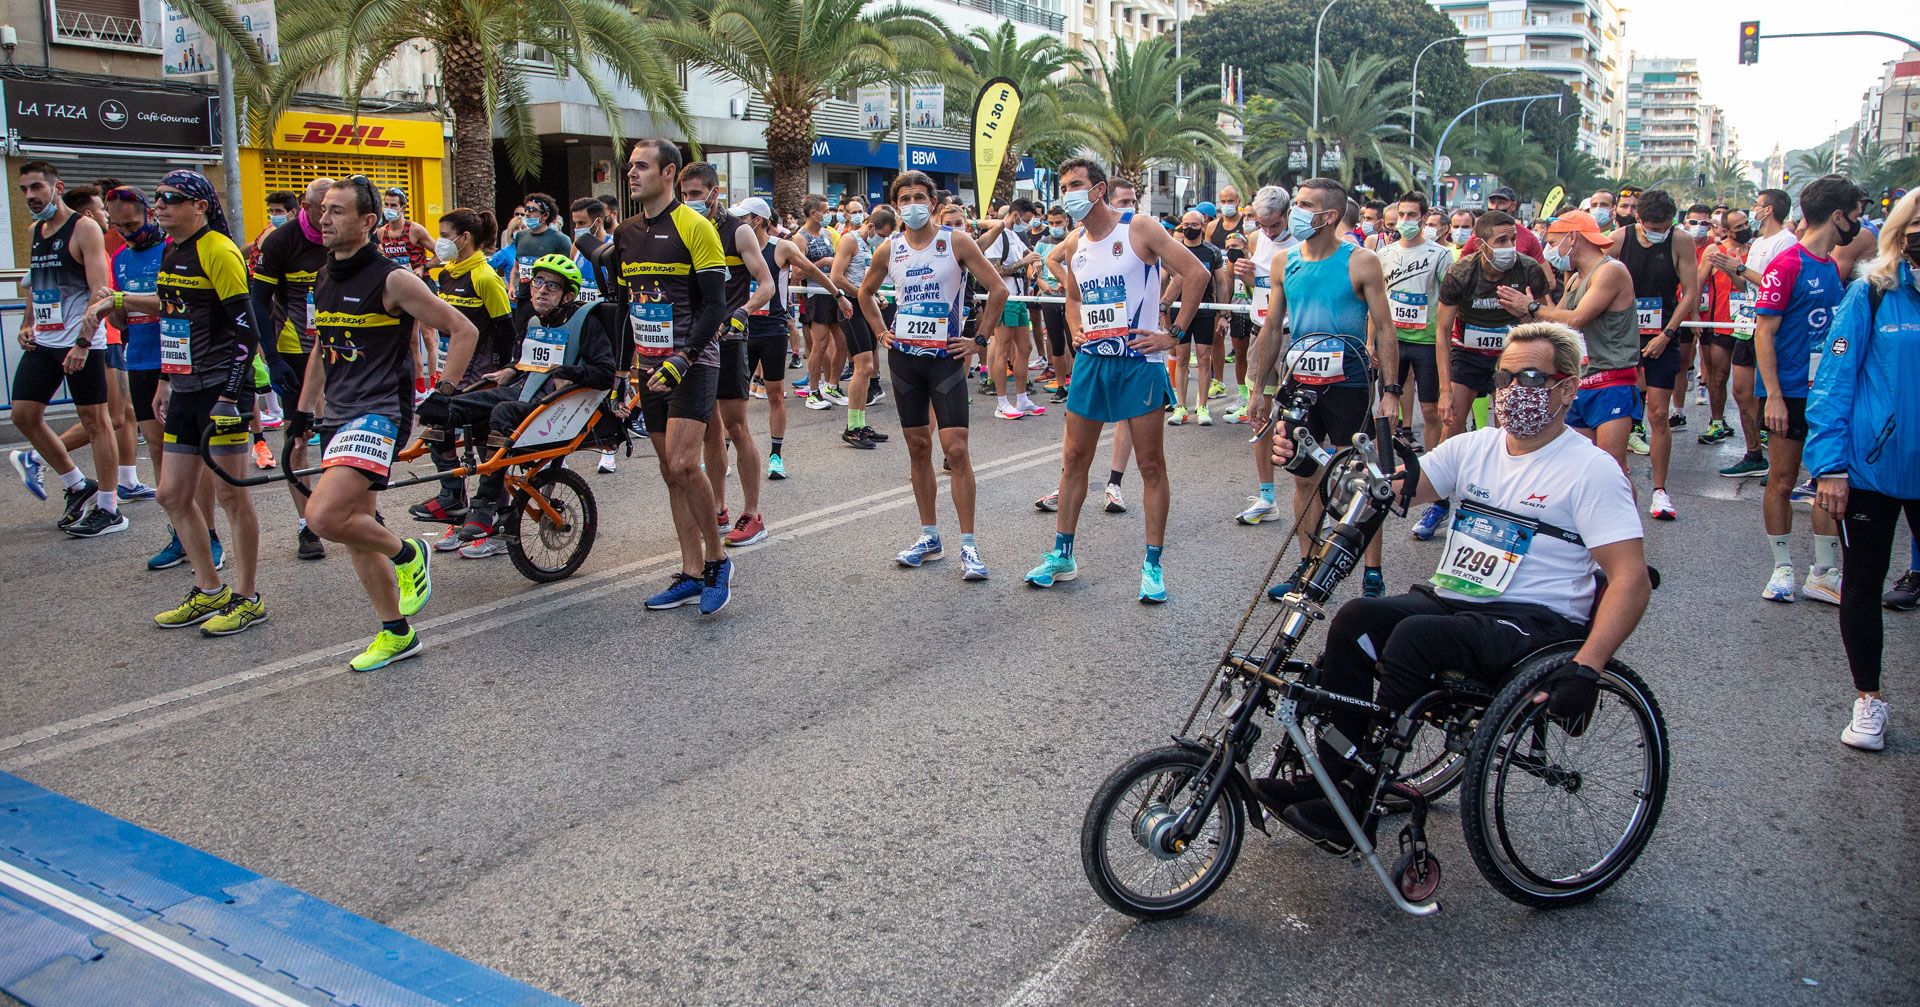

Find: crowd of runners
[7,145,1917,747]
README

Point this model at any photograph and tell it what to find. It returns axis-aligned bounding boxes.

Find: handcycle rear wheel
[1460,650,1668,908]
[504,465,598,583]
[1081,745,1245,920]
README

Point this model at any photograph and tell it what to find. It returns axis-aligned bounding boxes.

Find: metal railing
[52,8,160,49]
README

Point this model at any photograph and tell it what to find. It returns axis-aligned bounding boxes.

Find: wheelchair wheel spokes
[503,465,599,583]
[1398,706,1472,800]
[1082,746,1245,920]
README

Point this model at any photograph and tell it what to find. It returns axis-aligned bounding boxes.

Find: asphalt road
[1,376,1913,1006]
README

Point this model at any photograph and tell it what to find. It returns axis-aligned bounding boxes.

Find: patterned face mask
[1492,382,1564,438]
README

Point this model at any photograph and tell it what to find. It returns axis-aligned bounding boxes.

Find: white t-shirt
[1419,426,1643,622]
[983,230,1030,297]
[1744,227,1799,278]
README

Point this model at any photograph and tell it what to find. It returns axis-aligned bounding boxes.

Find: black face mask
[1833,213,1863,246]
[1616,212,1636,228]
[1905,229,1920,263]
[1732,226,1753,244]
[1180,227,1203,240]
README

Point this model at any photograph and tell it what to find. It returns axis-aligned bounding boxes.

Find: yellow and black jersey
[437,253,513,382]
[251,219,327,354]
[157,225,259,395]
[714,209,752,319]
[314,249,415,424]
[613,199,725,365]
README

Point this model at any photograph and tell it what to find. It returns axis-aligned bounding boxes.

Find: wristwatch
[1170,324,1189,344]
[1381,382,1404,396]
[1527,300,1542,318]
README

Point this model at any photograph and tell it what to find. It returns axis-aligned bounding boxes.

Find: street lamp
[1473,69,1524,138]
[1555,109,1579,178]
[1409,36,1470,149]
[1308,0,1344,178]
[1517,95,1551,136]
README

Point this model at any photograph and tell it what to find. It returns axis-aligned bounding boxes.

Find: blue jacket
[1805,260,1920,498]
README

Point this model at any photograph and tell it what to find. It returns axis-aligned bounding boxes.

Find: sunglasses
[1493,368,1572,390]
[345,174,381,215]
[153,190,195,205]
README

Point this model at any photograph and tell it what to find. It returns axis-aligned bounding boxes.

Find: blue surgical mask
[573,226,590,238]
[1489,246,1518,270]
[900,204,932,230]
[383,207,400,223]
[1451,227,1472,245]
[1591,207,1613,227]
[823,213,840,226]
[1643,225,1671,244]
[848,212,866,226]
[1288,206,1322,241]
[684,199,707,216]
[30,200,57,222]
[524,214,544,231]
[1048,225,1065,239]
[1061,190,1095,222]
[1546,242,1572,272]
[269,213,288,228]
[1361,220,1377,236]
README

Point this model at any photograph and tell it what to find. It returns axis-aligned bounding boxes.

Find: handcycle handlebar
[199,425,321,494]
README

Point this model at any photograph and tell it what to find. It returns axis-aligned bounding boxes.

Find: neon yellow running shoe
[394,538,432,617]
[349,628,420,672]
[155,585,233,628]
[200,593,266,637]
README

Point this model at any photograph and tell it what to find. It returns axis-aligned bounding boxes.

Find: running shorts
[1639,339,1684,391]
[844,309,877,357]
[1397,342,1440,404]
[1001,301,1031,328]
[1186,310,1216,346]
[129,368,162,423]
[1731,339,1757,368]
[1566,383,1642,430]
[314,412,411,489]
[1040,304,1069,358]
[888,348,968,429]
[12,345,109,406]
[747,335,789,383]
[1303,384,1370,449]
[1758,393,1808,441]
[640,361,719,431]
[715,340,751,401]
[162,385,256,456]
[1448,349,1498,397]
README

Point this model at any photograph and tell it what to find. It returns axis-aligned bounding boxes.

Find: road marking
[2,436,1089,769]
[0,858,312,1007]
[999,917,1118,1007]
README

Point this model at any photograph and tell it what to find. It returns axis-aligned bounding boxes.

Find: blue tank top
[1281,240,1369,387]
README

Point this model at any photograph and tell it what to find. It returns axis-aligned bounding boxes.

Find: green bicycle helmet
[529,252,583,293]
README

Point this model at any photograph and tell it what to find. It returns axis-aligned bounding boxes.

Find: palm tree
[660,0,953,217]
[265,0,689,210]
[948,24,1099,204]
[1457,124,1552,199]
[1700,152,1756,205]
[1553,148,1607,198]
[1842,141,1901,195]
[1790,145,1839,183]
[1073,37,1234,191]
[1247,55,1416,190]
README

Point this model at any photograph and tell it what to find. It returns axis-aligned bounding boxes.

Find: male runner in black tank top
[1610,189,1700,522]
[299,176,480,673]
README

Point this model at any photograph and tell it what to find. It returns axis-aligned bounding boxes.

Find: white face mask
[1450,227,1472,245]
[434,237,459,261]
[1422,226,1439,243]
[1489,246,1518,270]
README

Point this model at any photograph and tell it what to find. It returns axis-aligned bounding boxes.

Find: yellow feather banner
[970,78,1022,220]
[1540,185,1565,219]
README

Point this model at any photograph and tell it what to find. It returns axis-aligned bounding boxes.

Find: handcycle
[1080,336,1669,918]
[201,382,624,583]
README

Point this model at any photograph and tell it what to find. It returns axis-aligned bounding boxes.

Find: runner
[731,196,839,482]
[245,191,297,269]
[87,188,176,555]
[377,188,434,274]
[797,194,845,411]
[1206,185,1247,247]
[615,139,735,614]
[1250,176,1401,599]
[1691,204,1745,447]
[980,208,1042,419]
[249,177,334,559]
[8,162,123,539]
[855,169,1008,581]
[1218,229,1254,424]
[828,204,894,448]
[413,206,513,543]
[1588,188,1617,231]
[302,175,481,668]
[1374,190,1453,478]
[1231,184,1298,525]
[1032,204,1074,405]
[1166,209,1227,426]
[1750,174,1862,604]
[1609,189,1700,521]
[1024,157,1209,602]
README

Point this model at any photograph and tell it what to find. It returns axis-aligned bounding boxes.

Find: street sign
[1435,155,1452,173]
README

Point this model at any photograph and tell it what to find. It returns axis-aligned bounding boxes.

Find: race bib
[1285,337,1345,386]
[1635,296,1663,335]
[321,414,398,478]
[577,283,601,305]
[628,301,673,356]
[1389,289,1429,330]
[160,317,192,374]
[1808,349,1821,389]
[518,324,566,372]
[892,300,950,353]
[304,290,318,337]
[30,288,64,340]
[1250,275,1272,327]
[1078,283,1132,357]
[1461,323,1509,353]
[1730,290,1757,328]
[516,256,535,287]
[1431,505,1534,597]
[748,279,767,316]
[1698,286,1711,314]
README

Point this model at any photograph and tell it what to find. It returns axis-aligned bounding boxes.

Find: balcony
[953,0,1065,30]
[50,4,159,51]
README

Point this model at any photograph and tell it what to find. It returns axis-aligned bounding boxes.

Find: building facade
[1624,55,1710,170]
[1856,50,1920,159]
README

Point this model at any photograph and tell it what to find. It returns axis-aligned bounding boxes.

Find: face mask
[383,208,401,223]
[269,213,288,228]
[1493,382,1564,439]
[1360,221,1377,236]
[1048,225,1065,239]
[1687,224,1710,240]
[1061,190,1095,222]
[1591,207,1613,228]
[684,199,707,216]
[1450,227,1472,245]
[1616,213,1637,228]
[1288,206,1323,241]
[1833,213,1863,246]
[1547,242,1573,272]
[1180,226,1203,240]
[524,215,544,231]
[30,200,57,222]
[848,212,867,226]
[1904,230,1920,263]
[1220,202,1237,215]
[823,213,840,226]
[434,237,459,261]
[1422,226,1439,243]
[1397,220,1422,240]
[1732,227,1753,244]
[1489,246,1518,270]
[900,204,932,230]
[1643,225,1670,244]
[297,208,323,244]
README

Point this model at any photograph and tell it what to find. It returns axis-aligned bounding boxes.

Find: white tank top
[1246,228,1297,329]
[887,226,966,359]
[1070,212,1162,363]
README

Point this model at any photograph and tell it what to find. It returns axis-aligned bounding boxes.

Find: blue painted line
[0,772,578,1007]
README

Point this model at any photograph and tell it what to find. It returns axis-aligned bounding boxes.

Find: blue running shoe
[1410,502,1446,541]
[645,572,703,610]
[700,558,733,615]
[148,527,187,570]
[10,450,46,500]
[118,482,158,501]
[1790,478,1817,503]
[1266,558,1311,602]
[210,534,225,571]
[307,431,322,446]
[1139,561,1167,604]
[1024,550,1078,588]
[960,544,989,581]
[1362,568,1386,598]
[896,534,943,567]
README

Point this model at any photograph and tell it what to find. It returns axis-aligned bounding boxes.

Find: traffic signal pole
[1740,25,1920,65]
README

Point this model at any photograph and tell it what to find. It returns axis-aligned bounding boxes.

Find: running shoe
[598,451,617,473]
[1139,561,1167,604]
[1762,564,1797,603]
[1236,495,1280,525]
[1195,405,1213,426]
[1695,385,1709,406]
[868,379,885,406]
[896,534,943,567]
[409,490,468,523]
[155,585,233,628]
[1719,453,1767,478]
[699,558,733,615]
[307,430,322,446]
[64,507,128,538]
[1361,568,1385,598]
[840,363,855,383]
[725,512,768,547]
[1667,412,1687,429]
[1790,478,1818,503]
[349,628,420,672]
[855,427,890,443]
[1035,491,1059,513]
[58,478,97,530]
[1023,550,1077,588]
[251,440,275,471]
[1208,379,1227,400]
[716,508,730,534]
[1802,566,1842,605]
[1016,395,1046,416]
[10,449,46,500]
[1224,401,1250,424]
[994,402,1026,420]
[1648,488,1677,521]
[1049,383,1070,404]
[201,593,266,637]
[842,427,877,449]
[1886,570,1920,611]
[821,384,850,407]
[627,411,648,439]
[1696,419,1729,445]
[394,539,432,617]
[297,526,326,560]
[750,378,768,400]
[1841,696,1889,751]
[960,544,989,581]
[1410,501,1447,541]
[458,537,509,559]
[645,573,703,609]
[117,482,157,501]
[212,534,225,570]
[1267,558,1312,602]
[792,375,810,393]
[1626,425,1650,455]
[1039,378,1062,394]
[789,351,803,369]
[1105,483,1127,514]
[260,410,285,430]
[767,454,787,480]
[804,390,831,410]
[431,525,465,552]
[149,527,187,570]
[1166,406,1190,426]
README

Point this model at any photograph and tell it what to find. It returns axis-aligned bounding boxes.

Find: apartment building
[1856,50,1920,159]
[1625,55,1708,169]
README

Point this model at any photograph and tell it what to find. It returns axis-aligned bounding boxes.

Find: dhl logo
[282,121,407,150]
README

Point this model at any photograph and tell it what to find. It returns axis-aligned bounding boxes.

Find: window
[1465,13,1488,29]
[1490,45,1522,62]
[1490,10,1522,28]
[51,0,158,49]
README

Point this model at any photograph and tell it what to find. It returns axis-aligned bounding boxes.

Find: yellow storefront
[241,112,448,231]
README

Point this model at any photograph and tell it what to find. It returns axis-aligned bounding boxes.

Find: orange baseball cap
[1547,210,1607,244]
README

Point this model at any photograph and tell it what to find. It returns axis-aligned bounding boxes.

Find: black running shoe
[855,426,890,443]
[297,526,327,560]
[841,428,876,450]
[64,506,129,538]
[58,478,98,530]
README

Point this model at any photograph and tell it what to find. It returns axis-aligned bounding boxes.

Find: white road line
[2,437,1087,770]
[0,858,314,1007]
[998,917,1118,1007]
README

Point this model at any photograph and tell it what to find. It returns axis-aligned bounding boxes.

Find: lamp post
[1408,36,1470,181]
[1435,92,1559,205]
[1472,69,1523,155]
[1517,95,1551,136]
[1308,0,1344,178]
[1555,110,1579,179]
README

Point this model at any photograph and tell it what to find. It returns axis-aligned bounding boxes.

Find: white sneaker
[1648,488,1676,521]
[1802,566,1842,605]
[1841,696,1888,751]
[1762,564,1797,603]
[1016,394,1046,416]
[1104,482,1127,514]
[598,450,617,473]
[1235,495,1280,525]
[995,400,1026,420]
[1034,491,1059,513]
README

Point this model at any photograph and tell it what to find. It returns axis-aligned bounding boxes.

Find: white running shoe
[1762,564,1797,603]
[1236,495,1280,525]
[995,401,1026,420]
[598,450,617,473]
[1694,385,1708,406]
[1802,566,1843,605]
[1648,488,1676,521]
[1104,482,1127,514]
[1034,491,1059,512]
[1841,696,1888,751]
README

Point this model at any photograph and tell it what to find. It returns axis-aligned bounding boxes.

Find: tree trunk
[442,33,493,212]
[992,143,1020,206]
[765,98,816,223]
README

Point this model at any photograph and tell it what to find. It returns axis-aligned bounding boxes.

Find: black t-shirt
[251,219,328,354]
[1438,252,1549,354]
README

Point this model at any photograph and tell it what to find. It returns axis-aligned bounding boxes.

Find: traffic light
[1781,169,1791,187]
[1739,22,1760,65]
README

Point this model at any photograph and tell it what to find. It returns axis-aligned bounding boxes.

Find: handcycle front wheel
[503,465,598,583]
[1459,651,1669,908]
[1081,745,1245,920]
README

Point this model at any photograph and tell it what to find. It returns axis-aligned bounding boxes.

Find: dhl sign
[267,112,444,156]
